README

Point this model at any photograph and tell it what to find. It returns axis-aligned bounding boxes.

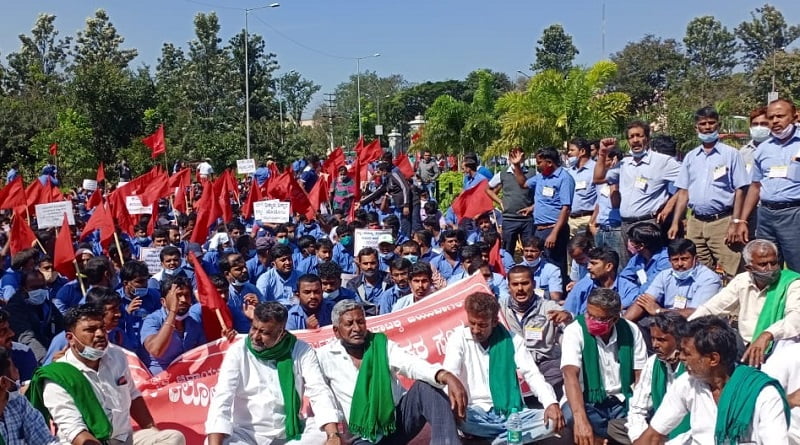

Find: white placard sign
[140,247,164,275]
[237,159,256,174]
[253,200,291,223]
[354,229,393,257]
[82,179,97,191]
[126,196,153,215]
[35,201,75,228]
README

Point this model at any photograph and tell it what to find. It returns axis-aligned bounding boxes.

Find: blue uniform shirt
[285,299,335,330]
[752,126,800,202]
[429,254,463,281]
[333,243,356,274]
[619,247,672,294]
[674,142,750,215]
[227,282,262,333]
[54,280,84,313]
[644,264,721,309]
[564,275,641,315]
[606,151,681,219]
[567,159,598,213]
[141,308,206,374]
[255,268,299,305]
[595,184,622,227]
[525,167,576,225]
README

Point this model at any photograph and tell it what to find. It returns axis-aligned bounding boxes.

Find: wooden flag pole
[113,232,125,266]
[215,308,228,331]
[73,260,87,298]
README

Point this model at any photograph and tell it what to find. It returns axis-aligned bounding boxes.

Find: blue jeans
[594,226,626,267]
[562,396,627,439]
[459,406,555,444]
[756,206,800,272]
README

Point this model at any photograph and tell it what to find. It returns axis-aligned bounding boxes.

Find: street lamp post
[516,70,531,79]
[355,53,380,139]
[244,2,280,159]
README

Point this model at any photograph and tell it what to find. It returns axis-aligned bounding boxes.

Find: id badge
[542,186,555,197]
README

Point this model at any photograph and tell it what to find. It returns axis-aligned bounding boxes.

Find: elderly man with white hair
[689,239,800,367]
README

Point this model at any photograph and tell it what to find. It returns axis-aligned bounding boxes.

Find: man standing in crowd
[360,162,413,236]
[566,138,598,236]
[486,148,535,254]
[417,151,440,199]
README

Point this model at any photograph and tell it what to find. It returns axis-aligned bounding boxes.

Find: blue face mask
[631,149,648,159]
[136,236,149,243]
[523,257,541,268]
[672,267,693,281]
[26,289,49,305]
[132,287,148,298]
[698,131,719,144]
[340,235,353,247]
[379,252,395,262]
[403,255,418,264]
[163,267,181,276]
[277,238,289,245]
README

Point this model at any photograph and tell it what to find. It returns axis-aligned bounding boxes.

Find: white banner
[126,196,153,215]
[82,179,97,191]
[354,228,393,257]
[35,201,75,228]
[236,159,256,175]
[140,247,164,275]
[253,200,291,223]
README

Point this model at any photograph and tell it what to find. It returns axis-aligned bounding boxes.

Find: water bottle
[506,408,522,444]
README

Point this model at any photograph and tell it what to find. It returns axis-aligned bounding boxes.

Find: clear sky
[2,0,799,116]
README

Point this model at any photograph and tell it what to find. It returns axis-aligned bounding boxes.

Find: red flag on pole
[86,189,102,211]
[142,125,166,159]
[0,177,26,210]
[49,143,58,156]
[488,238,506,277]
[393,153,414,179]
[242,178,262,220]
[451,179,494,221]
[9,217,38,255]
[54,215,76,280]
[188,252,234,342]
[97,162,106,183]
[80,204,116,249]
[323,147,346,179]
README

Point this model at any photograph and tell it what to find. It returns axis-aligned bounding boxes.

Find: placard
[82,179,97,191]
[34,201,75,228]
[236,159,256,175]
[140,247,164,275]
[354,228,393,256]
[126,195,153,215]
[253,200,290,223]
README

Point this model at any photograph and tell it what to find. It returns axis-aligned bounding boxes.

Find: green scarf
[651,360,690,439]
[752,270,800,342]
[576,316,634,404]
[349,332,396,442]
[27,362,112,441]
[246,333,302,441]
[487,324,524,415]
[715,365,791,445]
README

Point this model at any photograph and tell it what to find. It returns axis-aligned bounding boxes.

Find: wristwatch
[656,309,663,315]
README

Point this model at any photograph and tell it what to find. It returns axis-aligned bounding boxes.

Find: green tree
[31,108,95,185]
[330,71,408,144]
[752,49,800,103]
[462,69,514,103]
[72,9,137,69]
[683,16,738,102]
[488,61,630,157]
[531,24,579,74]
[5,13,71,95]
[278,70,321,124]
[737,4,800,72]
[610,35,687,112]
[228,30,279,122]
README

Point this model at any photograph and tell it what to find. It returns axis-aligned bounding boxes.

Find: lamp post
[516,70,531,79]
[244,2,280,159]
[355,53,380,139]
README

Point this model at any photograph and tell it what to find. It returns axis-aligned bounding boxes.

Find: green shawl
[651,360,690,439]
[752,270,800,342]
[246,333,302,441]
[487,324,524,415]
[577,316,634,404]
[27,362,112,441]
[348,332,396,442]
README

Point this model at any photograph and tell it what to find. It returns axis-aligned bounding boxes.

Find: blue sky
[2,0,799,116]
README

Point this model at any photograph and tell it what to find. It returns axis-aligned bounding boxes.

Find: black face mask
[751,269,780,286]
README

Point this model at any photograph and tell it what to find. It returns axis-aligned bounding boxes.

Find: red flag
[191,179,223,245]
[86,189,103,211]
[169,168,191,214]
[287,173,314,221]
[97,162,106,183]
[411,131,421,144]
[139,169,170,207]
[265,168,292,201]
[242,178,262,220]
[489,238,506,277]
[393,153,414,179]
[142,125,166,159]
[357,138,382,164]
[54,215,76,280]
[9,217,38,255]
[324,147,346,179]
[451,179,494,221]
[80,204,116,249]
[0,177,26,210]
[49,143,58,156]
[188,253,233,342]
[25,180,44,208]
[307,176,329,216]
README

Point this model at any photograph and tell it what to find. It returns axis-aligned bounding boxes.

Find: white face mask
[323,289,340,300]
[74,336,107,361]
[174,312,190,321]
[772,123,796,140]
[750,126,771,143]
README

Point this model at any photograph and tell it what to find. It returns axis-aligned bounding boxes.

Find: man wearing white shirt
[205,302,340,445]
[197,158,214,180]
[444,291,565,443]
[29,304,185,445]
[763,340,800,445]
[635,316,790,445]
[689,239,800,367]
[317,300,467,445]
[561,288,648,444]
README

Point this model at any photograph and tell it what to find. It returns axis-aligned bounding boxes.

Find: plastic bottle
[506,408,522,444]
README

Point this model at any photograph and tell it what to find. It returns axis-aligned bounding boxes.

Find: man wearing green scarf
[637,316,790,445]
[607,312,689,445]
[206,302,340,444]
[443,291,565,443]
[317,300,467,444]
[562,288,648,445]
[33,303,185,445]
[690,239,800,367]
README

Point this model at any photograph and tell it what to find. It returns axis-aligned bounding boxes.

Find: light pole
[355,53,380,139]
[516,70,531,79]
[244,2,280,159]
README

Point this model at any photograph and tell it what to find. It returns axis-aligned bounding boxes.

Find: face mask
[539,165,555,176]
[340,235,353,247]
[671,267,693,281]
[3,376,19,393]
[567,156,578,167]
[772,123,796,140]
[25,289,48,305]
[132,287,148,298]
[163,267,180,276]
[751,269,780,286]
[323,289,340,300]
[277,238,289,245]
[74,336,106,361]
[136,236,149,243]
[397,285,410,294]
[523,258,541,268]
[697,130,719,144]
[750,126,771,143]
[42,270,59,284]
[362,269,377,278]
[379,252,395,261]
[631,149,648,159]
[174,312,190,321]
[403,255,418,264]
[586,317,614,337]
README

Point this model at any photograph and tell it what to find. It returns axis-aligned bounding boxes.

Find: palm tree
[486,61,630,157]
